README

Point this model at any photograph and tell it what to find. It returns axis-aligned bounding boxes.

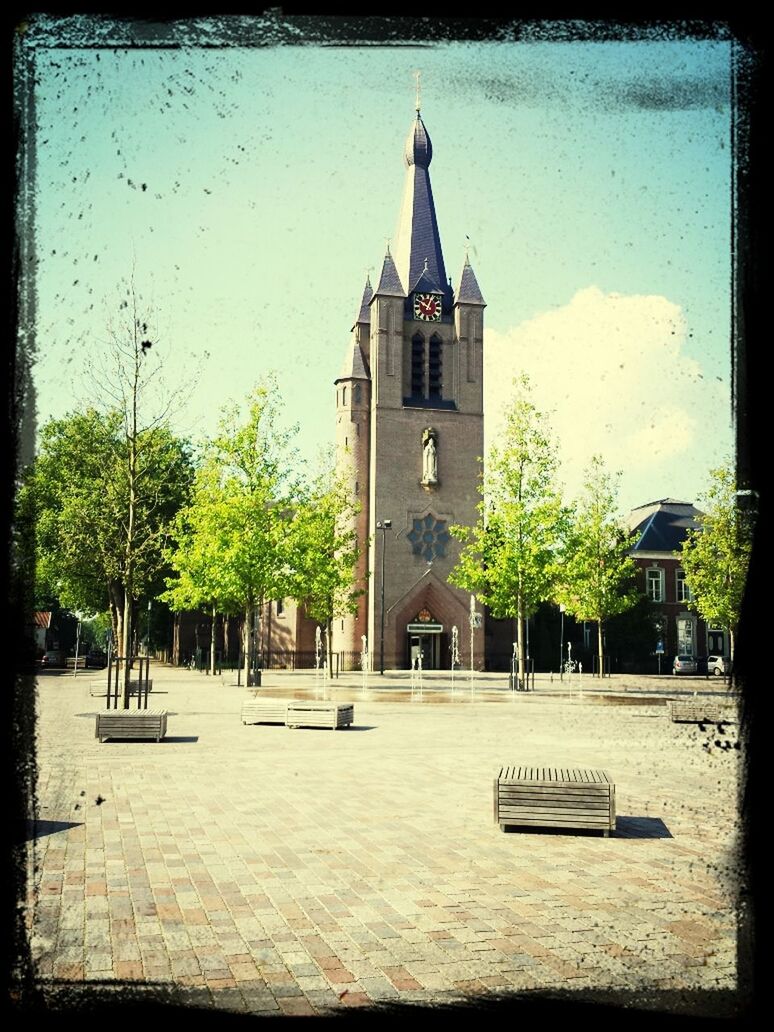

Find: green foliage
[556,456,639,626]
[19,407,192,619]
[448,376,567,677]
[679,464,754,656]
[450,376,566,617]
[289,455,362,627]
[163,380,300,619]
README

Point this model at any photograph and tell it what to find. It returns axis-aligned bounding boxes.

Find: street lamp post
[376,519,392,675]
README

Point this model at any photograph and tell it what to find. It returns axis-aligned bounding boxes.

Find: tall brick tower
[332,100,486,670]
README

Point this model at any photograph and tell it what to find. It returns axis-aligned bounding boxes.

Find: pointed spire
[455,256,486,306]
[353,274,373,327]
[393,107,450,310]
[403,112,433,169]
[372,249,405,298]
[335,340,370,383]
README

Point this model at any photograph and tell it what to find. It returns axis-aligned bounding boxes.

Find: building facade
[628,498,725,663]
[331,103,487,670]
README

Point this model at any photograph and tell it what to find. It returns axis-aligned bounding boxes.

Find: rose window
[407,515,450,561]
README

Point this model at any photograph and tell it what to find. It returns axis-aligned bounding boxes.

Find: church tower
[332,99,486,670]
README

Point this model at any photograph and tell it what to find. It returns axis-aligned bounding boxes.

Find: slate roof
[455,257,486,306]
[353,275,373,327]
[392,111,453,313]
[408,264,445,296]
[335,341,370,382]
[629,501,703,554]
[372,249,405,298]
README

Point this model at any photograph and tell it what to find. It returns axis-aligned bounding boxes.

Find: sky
[17,16,738,516]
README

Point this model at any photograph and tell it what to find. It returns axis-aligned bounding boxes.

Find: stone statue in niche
[422,428,438,486]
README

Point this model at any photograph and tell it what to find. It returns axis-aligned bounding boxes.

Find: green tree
[19,407,192,678]
[165,381,300,687]
[555,456,639,677]
[289,456,363,671]
[448,376,566,682]
[679,464,754,663]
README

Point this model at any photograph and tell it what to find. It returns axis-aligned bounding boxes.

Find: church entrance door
[407,628,441,669]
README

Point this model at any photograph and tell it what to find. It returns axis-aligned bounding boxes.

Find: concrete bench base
[669,699,737,724]
[286,702,354,730]
[494,766,616,836]
[241,700,288,725]
[96,709,167,742]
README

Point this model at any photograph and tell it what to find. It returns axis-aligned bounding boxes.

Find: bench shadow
[287,725,377,732]
[499,817,671,839]
[611,816,673,838]
[99,735,199,744]
[24,819,83,842]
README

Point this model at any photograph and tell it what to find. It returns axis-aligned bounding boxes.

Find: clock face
[414,292,442,322]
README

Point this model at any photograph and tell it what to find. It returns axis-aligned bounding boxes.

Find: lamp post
[376,519,392,675]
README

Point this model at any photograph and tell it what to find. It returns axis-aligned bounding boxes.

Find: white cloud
[484,286,731,512]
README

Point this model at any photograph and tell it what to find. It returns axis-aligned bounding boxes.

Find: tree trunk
[172,612,180,666]
[327,616,333,677]
[243,604,251,688]
[597,619,604,678]
[121,588,132,708]
[516,597,526,685]
[210,604,217,677]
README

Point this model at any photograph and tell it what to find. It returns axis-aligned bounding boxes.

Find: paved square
[25,665,744,1017]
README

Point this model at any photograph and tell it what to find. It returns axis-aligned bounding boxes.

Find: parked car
[40,650,65,668]
[707,654,731,676]
[672,654,698,675]
[85,650,107,669]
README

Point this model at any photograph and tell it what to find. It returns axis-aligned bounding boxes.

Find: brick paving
[25,663,745,1017]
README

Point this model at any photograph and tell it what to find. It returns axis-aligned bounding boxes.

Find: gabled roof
[408,264,444,297]
[629,501,703,554]
[371,249,405,299]
[353,275,373,327]
[335,341,370,383]
[455,257,486,306]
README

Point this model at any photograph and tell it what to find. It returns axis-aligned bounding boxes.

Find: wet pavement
[24,663,747,1018]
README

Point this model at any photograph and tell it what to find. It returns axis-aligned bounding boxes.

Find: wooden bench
[669,699,737,724]
[241,700,289,725]
[286,702,354,730]
[95,709,168,743]
[494,766,616,837]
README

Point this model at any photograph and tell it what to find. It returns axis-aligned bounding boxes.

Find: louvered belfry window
[410,332,443,401]
[411,333,425,399]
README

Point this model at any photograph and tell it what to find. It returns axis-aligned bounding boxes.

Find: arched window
[353,384,362,403]
[342,385,347,406]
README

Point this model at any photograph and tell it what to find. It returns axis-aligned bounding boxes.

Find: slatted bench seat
[494,766,616,837]
[241,699,289,725]
[669,699,737,724]
[286,702,354,730]
[95,709,168,743]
